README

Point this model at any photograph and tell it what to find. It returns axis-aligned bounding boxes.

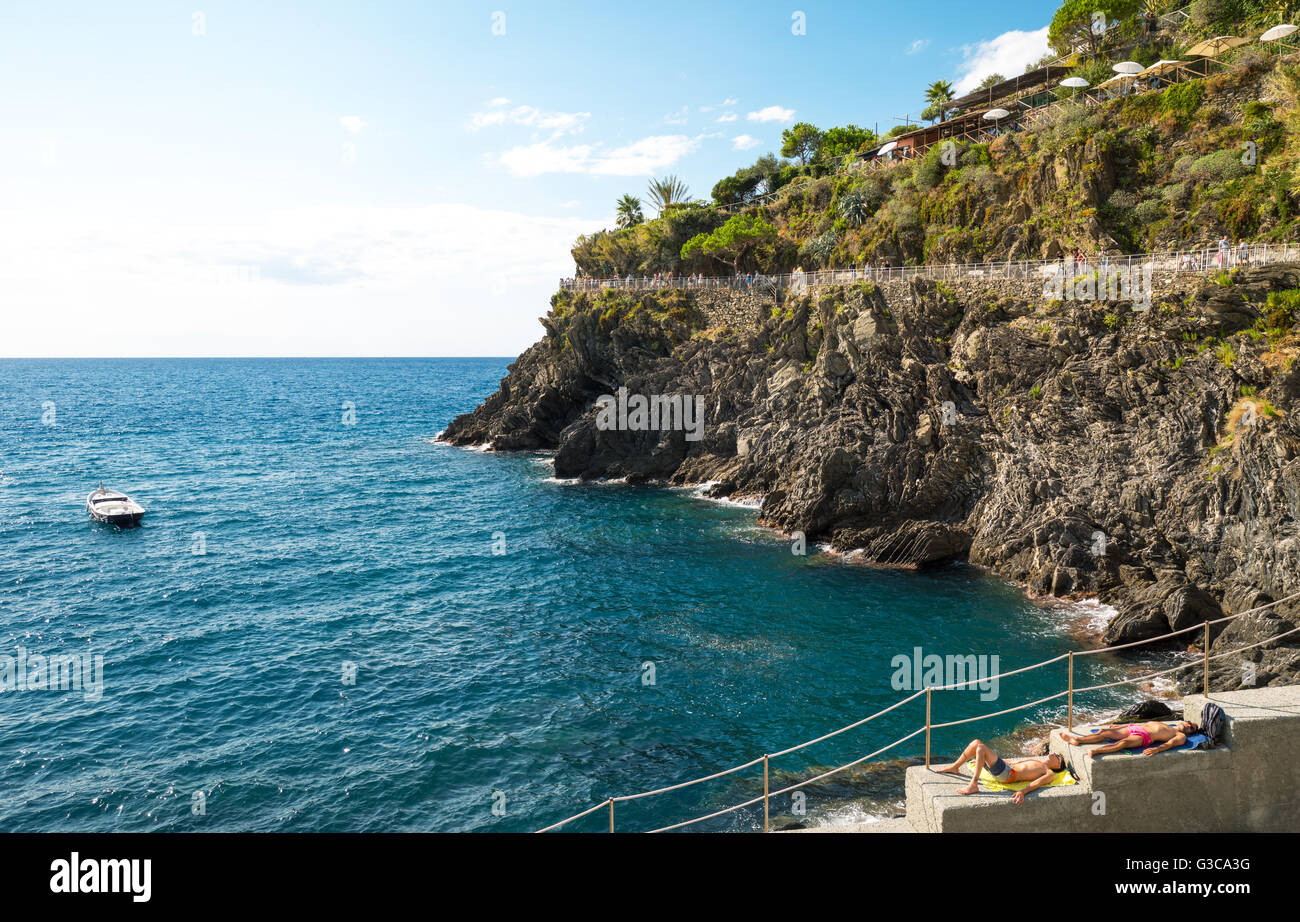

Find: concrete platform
[808,684,1300,833]
[904,762,1092,833]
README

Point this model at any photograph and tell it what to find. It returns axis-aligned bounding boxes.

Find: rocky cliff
[443,270,1300,690]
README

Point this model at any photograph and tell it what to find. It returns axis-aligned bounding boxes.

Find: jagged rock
[443,268,1300,681]
[1115,700,1176,722]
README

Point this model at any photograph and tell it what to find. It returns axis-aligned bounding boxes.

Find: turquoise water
[0,359,1134,832]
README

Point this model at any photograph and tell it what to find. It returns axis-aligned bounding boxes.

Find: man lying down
[934,739,1069,804]
[1061,720,1198,758]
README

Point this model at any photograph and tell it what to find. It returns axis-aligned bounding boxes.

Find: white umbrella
[1098,73,1135,88]
[1261,24,1298,41]
[1059,77,1090,88]
[1142,59,1184,74]
[877,140,898,155]
[983,108,1011,120]
[1112,61,1144,74]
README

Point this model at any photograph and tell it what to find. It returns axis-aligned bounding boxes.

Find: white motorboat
[86,483,146,526]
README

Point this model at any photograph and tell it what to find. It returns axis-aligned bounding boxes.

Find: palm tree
[923,80,955,124]
[647,175,691,214]
[615,194,644,229]
[924,79,955,106]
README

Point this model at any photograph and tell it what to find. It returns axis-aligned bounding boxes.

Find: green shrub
[1190,0,1239,32]
[960,144,992,168]
[1134,199,1165,223]
[1264,288,1300,329]
[1185,149,1250,185]
[799,229,839,265]
[1159,82,1205,123]
[914,144,949,192]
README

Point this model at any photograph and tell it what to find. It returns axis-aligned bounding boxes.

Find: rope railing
[929,689,1072,730]
[647,726,929,834]
[765,687,926,759]
[536,591,1300,834]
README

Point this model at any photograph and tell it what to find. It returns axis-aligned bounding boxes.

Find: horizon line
[0,355,519,361]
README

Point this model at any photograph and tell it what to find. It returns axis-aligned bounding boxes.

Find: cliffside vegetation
[574,2,1300,279]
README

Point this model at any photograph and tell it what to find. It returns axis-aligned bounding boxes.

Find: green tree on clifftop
[1048,0,1139,57]
[781,122,824,165]
[819,125,875,161]
[615,194,644,229]
[680,213,778,274]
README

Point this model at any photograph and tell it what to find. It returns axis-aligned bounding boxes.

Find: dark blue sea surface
[0,358,1139,832]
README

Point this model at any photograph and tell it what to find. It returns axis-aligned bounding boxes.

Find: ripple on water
[0,359,1141,832]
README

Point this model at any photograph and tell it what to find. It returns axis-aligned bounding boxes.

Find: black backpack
[1198,702,1226,749]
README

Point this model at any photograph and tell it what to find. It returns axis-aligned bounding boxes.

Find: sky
[0,1,1054,356]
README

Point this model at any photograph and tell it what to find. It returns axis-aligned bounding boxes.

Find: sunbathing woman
[1061,720,1197,757]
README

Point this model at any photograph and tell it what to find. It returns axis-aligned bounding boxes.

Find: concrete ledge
[904,764,1090,833]
[807,685,1300,833]
[1049,729,1235,791]
[903,685,1300,832]
[1182,688,1300,831]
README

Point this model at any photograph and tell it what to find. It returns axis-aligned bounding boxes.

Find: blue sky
[0,1,1054,356]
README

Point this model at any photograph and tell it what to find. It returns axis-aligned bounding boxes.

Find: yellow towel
[965,760,1077,792]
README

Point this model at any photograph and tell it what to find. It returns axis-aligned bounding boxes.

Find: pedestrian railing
[536,588,1300,833]
[559,242,1298,295]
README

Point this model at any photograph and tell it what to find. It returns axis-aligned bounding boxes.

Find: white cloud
[747,105,795,124]
[700,97,739,113]
[663,106,689,125]
[495,134,699,178]
[715,112,738,123]
[906,38,930,55]
[339,116,366,135]
[953,26,1051,94]
[469,104,590,135]
[561,200,581,208]
[471,110,508,128]
[497,141,594,177]
[731,134,760,150]
[0,204,601,356]
[489,96,511,106]
[589,135,700,176]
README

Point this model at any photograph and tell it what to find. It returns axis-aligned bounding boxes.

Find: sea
[0,358,1153,832]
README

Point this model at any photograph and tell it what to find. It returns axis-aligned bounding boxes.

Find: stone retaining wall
[690,270,1199,330]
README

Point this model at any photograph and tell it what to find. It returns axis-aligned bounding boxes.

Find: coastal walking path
[560,241,1300,295]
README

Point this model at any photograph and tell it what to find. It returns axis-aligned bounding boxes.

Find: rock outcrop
[443,269,1300,689]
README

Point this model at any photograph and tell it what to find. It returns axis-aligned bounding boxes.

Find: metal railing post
[1067,651,1074,732]
[608,798,615,833]
[763,755,770,833]
[1204,621,1211,696]
[925,686,932,769]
